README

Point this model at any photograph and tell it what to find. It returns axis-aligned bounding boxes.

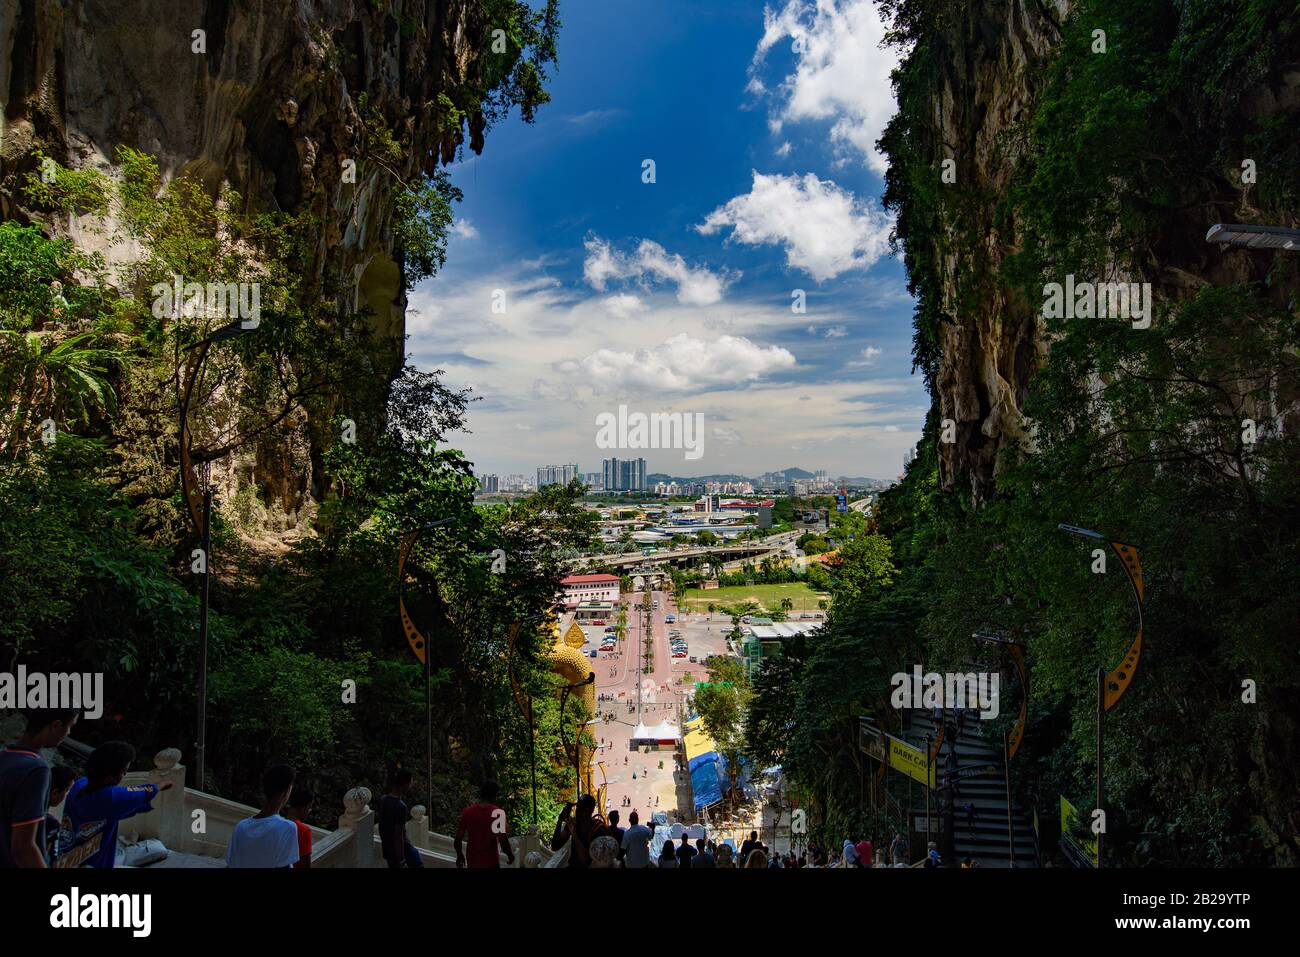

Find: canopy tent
[630,720,680,748]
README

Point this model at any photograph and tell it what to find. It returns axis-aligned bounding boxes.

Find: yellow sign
[1060,795,1099,867]
[564,621,587,649]
[887,733,936,788]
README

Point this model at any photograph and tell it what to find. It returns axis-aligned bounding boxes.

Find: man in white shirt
[620,809,653,868]
[226,764,300,868]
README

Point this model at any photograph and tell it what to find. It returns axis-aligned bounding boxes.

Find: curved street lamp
[1059,523,1146,868]
[559,672,597,800]
[396,516,458,818]
[179,319,256,791]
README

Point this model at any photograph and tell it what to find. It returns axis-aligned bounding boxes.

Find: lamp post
[506,614,547,829]
[179,319,256,791]
[397,516,458,819]
[559,672,596,798]
[1058,524,1145,869]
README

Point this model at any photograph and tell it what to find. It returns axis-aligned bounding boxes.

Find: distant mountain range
[646,467,891,487]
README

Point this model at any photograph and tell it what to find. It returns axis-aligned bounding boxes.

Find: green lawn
[678,581,830,614]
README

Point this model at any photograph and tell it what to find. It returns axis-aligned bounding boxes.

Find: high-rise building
[478,474,499,493]
[583,472,603,490]
[536,463,579,488]
[601,457,647,492]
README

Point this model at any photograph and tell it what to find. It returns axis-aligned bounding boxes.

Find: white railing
[110,748,540,868]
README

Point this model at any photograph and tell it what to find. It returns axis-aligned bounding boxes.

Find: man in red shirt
[283,786,314,868]
[856,835,874,867]
[455,780,514,868]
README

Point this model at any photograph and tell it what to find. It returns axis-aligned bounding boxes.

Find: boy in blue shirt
[44,766,78,865]
[0,708,79,868]
[57,741,171,868]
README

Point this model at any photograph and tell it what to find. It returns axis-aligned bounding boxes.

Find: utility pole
[194,483,211,790]
[924,732,931,860]
[1096,667,1105,869]
[1004,727,1015,868]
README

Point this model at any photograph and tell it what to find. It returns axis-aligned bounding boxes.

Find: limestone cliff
[893,0,1300,501]
[0,0,501,525]
[923,0,1068,501]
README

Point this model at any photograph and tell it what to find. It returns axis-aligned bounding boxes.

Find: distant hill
[647,473,749,484]
[645,468,891,488]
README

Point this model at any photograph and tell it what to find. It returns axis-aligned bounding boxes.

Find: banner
[887,733,936,788]
[859,717,887,763]
[1060,795,1099,868]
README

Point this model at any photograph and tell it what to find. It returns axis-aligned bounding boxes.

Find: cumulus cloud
[603,293,646,319]
[697,172,892,281]
[750,0,903,175]
[451,218,478,239]
[583,236,736,305]
[558,333,795,394]
[824,325,848,338]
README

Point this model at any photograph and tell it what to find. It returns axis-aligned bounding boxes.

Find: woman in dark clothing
[550,794,606,868]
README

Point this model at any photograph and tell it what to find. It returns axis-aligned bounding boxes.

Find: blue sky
[406,0,925,480]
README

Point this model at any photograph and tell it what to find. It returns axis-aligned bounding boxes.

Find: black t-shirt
[677,842,696,868]
[376,794,409,863]
[0,748,49,868]
[607,824,626,859]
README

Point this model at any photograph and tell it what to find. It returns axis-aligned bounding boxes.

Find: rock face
[916,0,1299,501]
[923,0,1069,501]
[0,0,491,524]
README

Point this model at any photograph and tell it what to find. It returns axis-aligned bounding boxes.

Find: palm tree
[780,597,794,613]
[1,330,122,458]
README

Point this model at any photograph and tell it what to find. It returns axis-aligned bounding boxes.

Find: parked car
[589,649,598,658]
[688,656,697,663]
[665,614,676,623]
[591,619,606,626]
[672,651,687,659]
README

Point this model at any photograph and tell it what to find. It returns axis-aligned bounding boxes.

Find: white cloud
[697,171,893,281]
[451,218,478,239]
[750,0,903,175]
[583,235,736,305]
[603,293,646,319]
[776,141,792,158]
[404,253,926,479]
[559,333,796,395]
[863,346,882,358]
[824,325,848,338]
[713,426,743,445]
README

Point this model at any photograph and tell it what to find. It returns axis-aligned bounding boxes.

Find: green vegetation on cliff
[752,0,1300,865]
